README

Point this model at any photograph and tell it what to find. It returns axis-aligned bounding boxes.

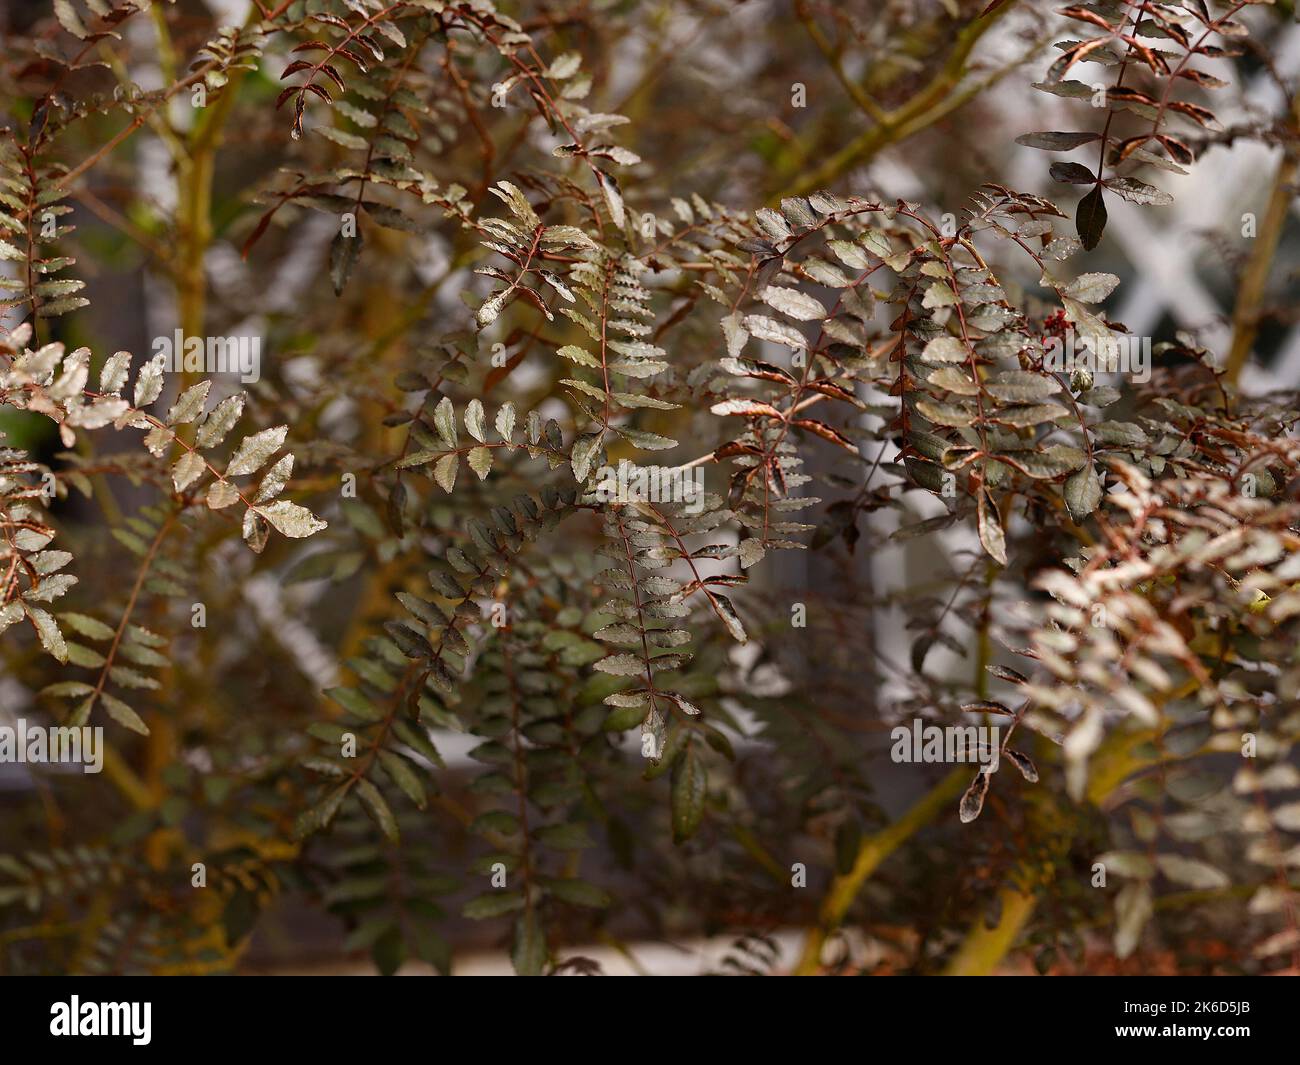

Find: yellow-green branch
[794,767,967,974]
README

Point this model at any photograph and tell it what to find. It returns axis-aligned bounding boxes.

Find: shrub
[1,0,1297,976]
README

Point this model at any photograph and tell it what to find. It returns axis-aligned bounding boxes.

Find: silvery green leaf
[915,399,975,428]
[671,744,706,842]
[826,239,871,270]
[755,207,789,241]
[51,344,89,388]
[663,691,701,716]
[196,394,245,448]
[1003,748,1038,783]
[330,228,361,295]
[1105,177,1173,207]
[434,396,457,448]
[464,398,487,442]
[617,427,677,450]
[1051,161,1096,184]
[207,480,240,510]
[539,270,574,302]
[557,344,599,367]
[1030,66,1091,97]
[802,258,850,287]
[738,538,765,569]
[570,432,602,482]
[593,653,646,676]
[595,168,624,229]
[101,692,149,735]
[434,453,458,493]
[1096,851,1155,879]
[1272,803,1300,831]
[99,351,131,394]
[1064,272,1120,303]
[1254,929,1300,959]
[143,424,174,456]
[69,397,129,429]
[976,492,1007,566]
[355,778,399,843]
[541,225,597,250]
[760,285,826,322]
[60,611,113,640]
[242,508,269,552]
[462,892,525,920]
[986,371,1060,402]
[489,181,540,229]
[374,19,406,48]
[467,446,493,480]
[607,340,665,360]
[258,500,327,538]
[495,401,516,442]
[861,229,892,258]
[51,352,90,392]
[1126,146,1187,175]
[1155,854,1229,890]
[293,787,347,839]
[595,145,641,166]
[13,528,53,552]
[477,290,508,326]
[1064,463,1102,520]
[0,602,22,635]
[377,749,425,810]
[1092,421,1148,447]
[226,425,287,477]
[1114,881,1153,959]
[808,190,848,214]
[1015,131,1101,151]
[54,0,89,39]
[172,450,206,493]
[166,380,211,425]
[991,403,1065,427]
[921,336,967,363]
[711,593,747,643]
[927,366,980,396]
[958,767,992,823]
[133,354,167,407]
[1078,386,1121,407]
[254,453,294,503]
[24,573,76,603]
[32,550,72,575]
[922,281,958,309]
[780,196,817,229]
[711,398,783,417]
[742,314,806,350]
[1012,445,1087,479]
[25,605,67,663]
[595,623,642,645]
[721,313,748,358]
[317,125,367,151]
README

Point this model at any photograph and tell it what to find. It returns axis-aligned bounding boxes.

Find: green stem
[1224,94,1300,386]
[942,885,1037,975]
